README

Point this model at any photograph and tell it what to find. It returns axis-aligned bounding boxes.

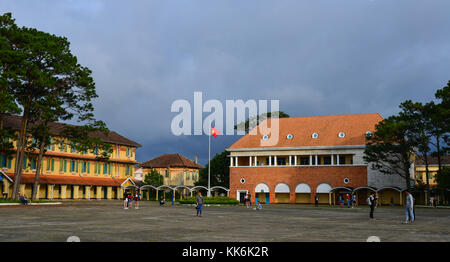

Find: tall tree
[196,150,229,188]
[399,100,433,202]
[0,13,101,199]
[364,115,415,190]
[431,81,450,176]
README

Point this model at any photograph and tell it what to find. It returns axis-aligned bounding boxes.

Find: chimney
[194,156,198,164]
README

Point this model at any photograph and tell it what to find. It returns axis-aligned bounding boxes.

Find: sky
[1,0,450,165]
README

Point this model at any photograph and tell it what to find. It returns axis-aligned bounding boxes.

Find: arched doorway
[255,183,270,204]
[295,183,311,204]
[316,183,331,204]
[275,183,290,203]
[377,187,404,206]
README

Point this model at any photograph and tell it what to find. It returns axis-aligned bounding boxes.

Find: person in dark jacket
[196,192,204,217]
[368,192,378,220]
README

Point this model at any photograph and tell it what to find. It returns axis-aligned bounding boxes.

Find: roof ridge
[275,113,383,119]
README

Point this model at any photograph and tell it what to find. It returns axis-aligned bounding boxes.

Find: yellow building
[0,115,141,200]
[414,155,450,187]
[140,153,202,187]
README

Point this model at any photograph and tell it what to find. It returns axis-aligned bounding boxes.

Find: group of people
[18,192,30,205]
[123,190,141,210]
[367,191,415,224]
[242,193,263,210]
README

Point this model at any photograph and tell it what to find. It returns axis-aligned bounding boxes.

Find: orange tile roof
[141,153,203,169]
[8,173,127,187]
[228,113,383,149]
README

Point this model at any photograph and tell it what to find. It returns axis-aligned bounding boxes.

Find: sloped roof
[415,155,450,166]
[228,113,383,150]
[140,153,203,169]
[2,114,141,148]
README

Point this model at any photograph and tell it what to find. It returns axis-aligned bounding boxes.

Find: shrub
[178,196,239,205]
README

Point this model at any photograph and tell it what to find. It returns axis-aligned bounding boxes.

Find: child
[254,201,262,210]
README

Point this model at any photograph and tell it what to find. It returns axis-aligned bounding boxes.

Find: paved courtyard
[0,201,449,242]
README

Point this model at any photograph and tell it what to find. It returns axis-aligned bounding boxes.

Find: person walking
[346,193,351,208]
[196,191,204,217]
[314,194,319,207]
[403,191,415,224]
[127,192,133,209]
[171,191,175,206]
[247,193,252,207]
[351,193,356,208]
[368,192,377,220]
[159,196,165,206]
[123,190,129,209]
[134,191,141,209]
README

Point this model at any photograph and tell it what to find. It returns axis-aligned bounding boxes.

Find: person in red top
[127,192,133,209]
[346,194,351,208]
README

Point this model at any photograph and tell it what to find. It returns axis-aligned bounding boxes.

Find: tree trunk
[424,153,430,205]
[436,135,442,174]
[32,141,46,201]
[12,108,29,199]
[435,135,444,204]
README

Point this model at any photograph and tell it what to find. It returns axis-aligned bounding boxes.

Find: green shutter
[31,158,36,170]
[64,160,67,172]
[23,156,27,170]
[87,162,90,173]
[7,157,12,169]
[51,159,54,171]
[0,155,5,168]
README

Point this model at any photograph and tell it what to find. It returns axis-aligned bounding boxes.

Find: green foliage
[178,196,239,205]
[195,150,229,188]
[364,80,450,192]
[0,12,108,199]
[436,167,450,191]
[363,115,415,190]
[143,169,164,186]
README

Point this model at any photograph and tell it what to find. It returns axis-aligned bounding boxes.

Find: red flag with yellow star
[211,126,219,138]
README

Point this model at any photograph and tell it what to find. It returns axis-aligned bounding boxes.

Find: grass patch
[178,196,239,205]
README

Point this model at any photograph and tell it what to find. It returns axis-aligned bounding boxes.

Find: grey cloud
[1,0,450,164]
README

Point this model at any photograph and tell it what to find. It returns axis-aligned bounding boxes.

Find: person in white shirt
[403,191,415,224]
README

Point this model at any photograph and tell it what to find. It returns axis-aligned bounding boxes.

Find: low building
[0,115,141,200]
[140,153,202,187]
[227,113,412,205]
[414,155,450,186]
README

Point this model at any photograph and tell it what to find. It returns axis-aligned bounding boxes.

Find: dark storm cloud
[2,0,450,164]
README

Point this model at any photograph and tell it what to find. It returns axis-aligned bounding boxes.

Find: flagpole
[208,121,211,197]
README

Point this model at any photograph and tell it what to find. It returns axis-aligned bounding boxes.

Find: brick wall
[230,165,367,204]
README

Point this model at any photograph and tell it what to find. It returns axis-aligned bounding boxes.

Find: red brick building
[227,113,409,205]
